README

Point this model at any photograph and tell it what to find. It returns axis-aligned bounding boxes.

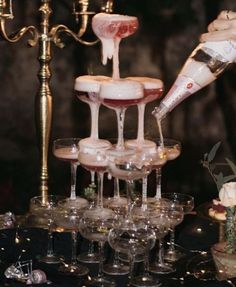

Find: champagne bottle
[152,40,236,120]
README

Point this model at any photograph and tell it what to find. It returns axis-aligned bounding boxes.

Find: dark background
[0,0,236,214]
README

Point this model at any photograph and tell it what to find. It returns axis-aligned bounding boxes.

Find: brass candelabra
[0,0,113,204]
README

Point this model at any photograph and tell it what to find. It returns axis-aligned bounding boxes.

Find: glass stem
[90,171,95,186]
[126,180,134,219]
[168,228,176,252]
[98,241,105,279]
[70,162,77,200]
[114,177,120,198]
[113,250,120,266]
[155,167,162,199]
[137,103,145,144]
[71,231,78,265]
[112,38,121,80]
[142,176,148,210]
[128,253,135,285]
[46,219,54,257]
[97,172,104,208]
[87,241,95,255]
[157,239,165,266]
[89,101,100,140]
[143,249,150,276]
[115,107,127,150]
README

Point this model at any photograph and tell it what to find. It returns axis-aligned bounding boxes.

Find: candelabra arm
[50,24,98,48]
[0,18,39,46]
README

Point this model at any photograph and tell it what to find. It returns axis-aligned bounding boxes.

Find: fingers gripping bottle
[152,40,236,120]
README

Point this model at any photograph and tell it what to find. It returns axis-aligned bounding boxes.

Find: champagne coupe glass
[74,75,112,151]
[53,138,88,208]
[103,178,129,275]
[107,146,155,265]
[78,141,118,287]
[124,140,167,209]
[77,178,100,264]
[107,146,153,217]
[78,139,111,211]
[125,77,163,150]
[142,146,167,209]
[131,201,171,287]
[162,192,194,262]
[149,202,184,274]
[79,207,117,287]
[108,208,156,287]
[99,79,144,150]
[105,178,128,213]
[92,13,139,80]
[155,138,181,199]
[29,195,65,264]
[54,200,89,276]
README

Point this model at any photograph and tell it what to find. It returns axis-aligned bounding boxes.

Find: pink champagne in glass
[100,79,143,150]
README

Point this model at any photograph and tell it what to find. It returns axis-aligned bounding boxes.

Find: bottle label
[191,48,229,76]
[203,41,236,62]
[161,75,201,111]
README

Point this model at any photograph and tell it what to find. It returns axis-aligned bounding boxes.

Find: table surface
[0,212,235,287]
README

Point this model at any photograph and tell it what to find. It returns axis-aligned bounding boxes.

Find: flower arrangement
[201,142,236,254]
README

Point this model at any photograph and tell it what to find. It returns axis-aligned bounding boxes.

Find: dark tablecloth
[0,214,235,287]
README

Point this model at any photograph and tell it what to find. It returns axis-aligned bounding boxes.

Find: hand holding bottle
[152,10,236,121]
[201,10,236,42]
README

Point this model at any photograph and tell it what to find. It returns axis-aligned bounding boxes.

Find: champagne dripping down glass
[154,138,181,199]
[125,77,163,151]
[99,79,144,151]
[74,75,112,152]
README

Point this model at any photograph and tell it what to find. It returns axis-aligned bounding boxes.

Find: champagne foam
[74,75,110,92]
[78,138,111,167]
[54,147,78,160]
[78,153,108,167]
[127,77,163,89]
[125,139,156,153]
[93,13,137,23]
[79,138,111,154]
[100,79,143,100]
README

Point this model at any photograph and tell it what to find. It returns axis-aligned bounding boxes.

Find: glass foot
[131,274,162,287]
[86,276,116,287]
[119,252,144,263]
[58,263,89,276]
[77,252,101,264]
[103,262,129,275]
[149,262,175,274]
[187,252,216,281]
[37,254,64,264]
[164,249,186,262]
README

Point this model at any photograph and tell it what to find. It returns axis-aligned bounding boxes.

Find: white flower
[219,182,236,207]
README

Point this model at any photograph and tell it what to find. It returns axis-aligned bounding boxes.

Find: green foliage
[201,142,236,191]
[201,142,236,253]
[225,207,236,254]
[83,183,96,202]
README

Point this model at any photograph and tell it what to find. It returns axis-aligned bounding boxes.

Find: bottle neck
[152,103,168,121]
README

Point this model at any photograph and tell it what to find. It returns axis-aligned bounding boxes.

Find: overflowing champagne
[152,39,236,121]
